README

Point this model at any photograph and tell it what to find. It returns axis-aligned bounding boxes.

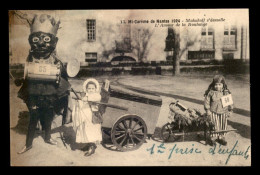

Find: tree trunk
[173,29,180,76]
[175,56,180,75]
[172,50,180,75]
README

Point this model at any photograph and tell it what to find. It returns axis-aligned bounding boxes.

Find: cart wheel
[111,115,147,152]
[160,123,181,142]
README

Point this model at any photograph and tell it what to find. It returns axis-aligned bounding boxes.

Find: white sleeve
[87,93,101,102]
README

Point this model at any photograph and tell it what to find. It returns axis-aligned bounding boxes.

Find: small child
[72,78,102,156]
[204,75,233,146]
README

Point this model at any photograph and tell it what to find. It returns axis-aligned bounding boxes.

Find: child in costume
[204,75,233,146]
[72,78,102,156]
[17,14,71,154]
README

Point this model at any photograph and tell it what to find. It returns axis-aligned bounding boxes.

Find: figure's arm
[228,105,234,112]
[60,61,68,81]
[225,90,234,117]
[54,56,68,81]
[204,91,212,116]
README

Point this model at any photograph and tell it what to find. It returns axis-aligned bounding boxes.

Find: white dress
[72,93,102,143]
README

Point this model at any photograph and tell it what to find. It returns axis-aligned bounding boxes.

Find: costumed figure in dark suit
[16,14,71,154]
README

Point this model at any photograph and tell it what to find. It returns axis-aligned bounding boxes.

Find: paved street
[10,74,251,166]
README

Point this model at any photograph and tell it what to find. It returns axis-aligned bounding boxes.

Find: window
[85,52,97,62]
[201,27,214,50]
[223,25,237,50]
[223,53,234,60]
[86,19,96,41]
[188,51,215,60]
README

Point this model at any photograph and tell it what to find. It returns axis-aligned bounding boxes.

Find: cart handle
[71,88,81,100]
[173,129,237,136]
[71,88,128,111]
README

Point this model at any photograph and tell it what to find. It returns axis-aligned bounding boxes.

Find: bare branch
[179,34,199,58]
[132,28,153,61]
[13,10,32,26]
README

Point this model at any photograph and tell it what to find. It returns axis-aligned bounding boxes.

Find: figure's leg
[25,108,39,148]
[222,114,228,137]
[84,123,101,156]
[18,107,39,154]
[42,108,57,145]
[35,115,45,134]
[207,112,217,146]
[39,116,45,131]
[218,114,228,146]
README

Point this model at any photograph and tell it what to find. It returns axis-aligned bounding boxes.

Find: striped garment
[210,112,228,137]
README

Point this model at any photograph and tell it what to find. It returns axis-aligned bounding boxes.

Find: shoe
[84,145,96,157]
[197,134,204,140]
[90,145,96,154]
[207,139,216,146]
[218,138,227,146]
[45,138,58,145]
[84,150,92,157]
[81,145,89,151]
[17,145,32,154]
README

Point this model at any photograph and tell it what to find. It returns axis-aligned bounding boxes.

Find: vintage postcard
[9,9,250,166]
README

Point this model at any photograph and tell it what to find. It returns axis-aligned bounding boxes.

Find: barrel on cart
[100,84,162,152]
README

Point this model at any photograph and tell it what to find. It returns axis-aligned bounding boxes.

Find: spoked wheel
[160,123,181,142]
[111,115,147,152]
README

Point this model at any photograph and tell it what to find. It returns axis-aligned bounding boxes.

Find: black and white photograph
[9,9,250,166]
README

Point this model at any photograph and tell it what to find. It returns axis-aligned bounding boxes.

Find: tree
[132,28,153,62]
[10,10,33,27]
[9,11,33,64]
[97,23,118,61]
[171,27,197,76]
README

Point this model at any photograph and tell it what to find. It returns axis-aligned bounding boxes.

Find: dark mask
[28,32,58,59]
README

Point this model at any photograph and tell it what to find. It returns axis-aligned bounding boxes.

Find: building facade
[9,10,249,64]
[176,23,250,62]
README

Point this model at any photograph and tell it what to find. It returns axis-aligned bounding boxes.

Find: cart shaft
[173,129,237,136]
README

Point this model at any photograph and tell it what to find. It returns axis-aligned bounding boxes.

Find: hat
[30,14,60,36]
[83,78,100,93]
[213,75,226,84]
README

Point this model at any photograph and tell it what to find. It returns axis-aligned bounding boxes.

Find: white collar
[32,55,55,64]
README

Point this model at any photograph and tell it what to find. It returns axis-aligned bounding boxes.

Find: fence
[9,59,249,78]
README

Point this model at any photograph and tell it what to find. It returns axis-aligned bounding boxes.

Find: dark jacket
[18,53,71,108]
[204,90,233,114]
